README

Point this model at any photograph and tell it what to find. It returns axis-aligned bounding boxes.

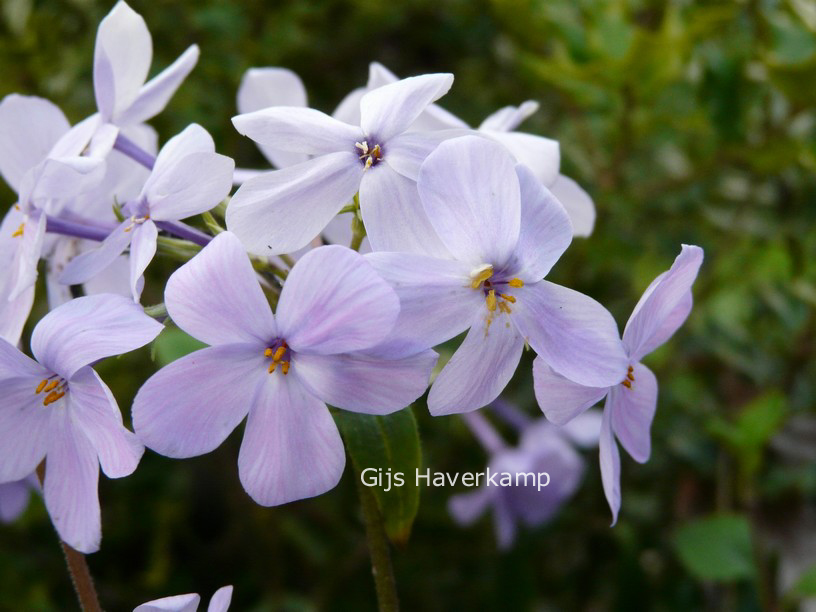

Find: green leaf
[791,563,816,597]
[673,514,755,582]
[334,408,421,546]
[152,328,207,366]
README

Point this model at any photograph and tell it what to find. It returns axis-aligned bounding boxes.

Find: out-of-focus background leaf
[1,0,815,609]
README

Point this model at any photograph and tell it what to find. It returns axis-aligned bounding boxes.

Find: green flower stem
[357,477,400,612]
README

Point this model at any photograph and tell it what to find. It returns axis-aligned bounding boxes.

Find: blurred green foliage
[2,0,816,609]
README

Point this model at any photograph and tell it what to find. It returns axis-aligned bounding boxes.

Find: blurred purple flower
[0,294,163,552]
[534,245,704,523]
[134,585,232,612]
[133,232,436,506]
[0,473,38,524]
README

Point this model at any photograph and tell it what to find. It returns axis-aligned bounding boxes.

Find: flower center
[264,340,291,375]
[124,214,150,233]
[469,264,523,315]
[621,365,635,389]
[34,376,68,406]
[355,140,383,170]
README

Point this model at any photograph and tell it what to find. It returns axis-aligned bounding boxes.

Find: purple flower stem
[490,400,532,431]
[461,412,506,454]
[46,216,112,242]
[155,220,212,247]
[113,132,156,170]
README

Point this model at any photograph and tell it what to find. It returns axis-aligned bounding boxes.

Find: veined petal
[146,152,234,221]
[599,405,621,525]
[293,349,437,414]
[93,0,152,120]
[623,244,704,362]
[23,156,106,207]
[226,153,361,255]
[238,373,344,506]
[165,231,277,346]
[133,344,261,458]
[478,100,539,132]
[483,130,560,186]
[0,94,70,193]
[360,73,454,141]
[0,375,51,482]
[549,175,595,238]
[129,220,158,302]
[69,367,143,478]
[117,44,200,125]
[512,281,628,388]
[428,313,525,416]
[59,220,133,286]
[0,336,47,379]
[232,106,363,155]
[608,362,657,463]
[418,135,520,267]
[532,357,608,425]
[134,593,200,612]
[207,586,234,612]
[508,164,572,281]
[359,166,450,257]
[31,294,163,378]
[43,409,101,553]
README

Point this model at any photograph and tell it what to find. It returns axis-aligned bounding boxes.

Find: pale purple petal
[332,88,365,125]
[207,586,233,612]
[9,212,46,300]
[129,220,157,301]
[277,245,399,355]
[165,231,276,346]
[88,123,120,158]
[0,478,34,523]
[238,373,344,506]
[133,344,261,458]
[478,101,539,132]
[360,73,453,141]
[226,153,361,255]
[512,281,628,388]
[549,174,595,238]
[428,314,524,416]
[0,335,47,378]
[358,166,450,257]
[48,114,101,159]
[22,156,106,206]
[532,357,608,425]
[418,135,520,267]
[59,220,132,286]
[508,164,572,281]
[483,130,560,185]
[493,495,517,550]
[232,107,363,155]
[448,488,492,526]
[134,593,200,612]
[608,362,657,463]
[380,129,467,181]
[557,409,603,449]
[623,244,704,362]
[599,404,621,525]
[118,44,200,125]
[147,123,215,178]
[0,374,51,482]
[0,283,33,345]
[31,294,163,378]
[293,349,437,414]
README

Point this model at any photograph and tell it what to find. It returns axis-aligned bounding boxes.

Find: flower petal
[608,362,657,463]
[549,174,595,238]
[277,245,400,355]
[8,212,46,300]
[623,244,704,362]
[0,478,33,523]
[59,220,132,287]
[512,281,628,388]
[146,152,234,221]
[532,357,608,425]
[418,135,520,267]
[129,220,157,302]
[133,344,261,458]
[31,294,163,378]
[226,153,361,255]
[0,374,50,482]
[165,231,277,346]
[207,586,234,612]
[134,594,200,612]
[448,488,492,526]
[383,129,467,181]
[360,73,454,141]
[599,405,621,525]
[478,100,539,132]
[238,373,344,506]
[293,349,437,414]
[428,314,524,416]
[483,130,560,185]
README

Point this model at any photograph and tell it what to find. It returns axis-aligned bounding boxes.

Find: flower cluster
[0,0,703,605]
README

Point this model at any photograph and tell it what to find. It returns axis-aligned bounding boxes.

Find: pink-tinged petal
[365,252,480,355]
[9,212,46,300]
[509,164,572,281]
[31,294,163,378]
[165,232,277,345]
[418,136,520,267]
[93,1,152,120]
[478,101,539,132]
[608,362,657,463]
[238,373,344,506]
[599,405,621,525]
[383,129,468,181]
[512,281,628,388]
[118,44,200,125]
[549,175,595,238]
[134,594,200,612]
[428,314,524,416]
[483,130,560,186]
[69,367,143,478]
[43,410,101,553]
[129,220,157,302]
[0,94,70,193]
[0,375,50,482]
[277,245,399,355]
[226,153,361,255]
[360,73,453,141]
[293,349,437,414]
[207,586,233,612]
[133,344,261,458]
[623,244,704,362]
[232,106,363,155]
[59,220,132,286]
[358,166,450,257]
[0,478,34,523]
[448,488,492,526]
[532,357,608,425]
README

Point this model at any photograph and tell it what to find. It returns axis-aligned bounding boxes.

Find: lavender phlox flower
[533,244,704,523]
[0,294,163,552]
[134,585,233,612]
[60,124,234,301]
[0,473,39,523]
[133,232,436,506]
[367,135,627,415]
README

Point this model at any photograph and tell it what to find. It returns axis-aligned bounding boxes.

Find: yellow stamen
[470,264,494,289]
[499,293,516,303]
[42,380,60,393]
[498,301,512,314]
[268,362,277,374]
[486,289,497,312]
[507,278,524,288]
[627,372,635,381]
[622,379,632,389]
[273,346,286,362]
[36,379,48,393]
[11,223,24,238]
[281,361,290,375]
[628,365,633,373]
[43,391,65,406]
[264,348,274,357]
